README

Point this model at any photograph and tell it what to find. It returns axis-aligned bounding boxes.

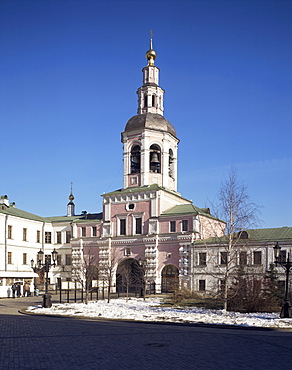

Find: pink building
[71,38,225,293]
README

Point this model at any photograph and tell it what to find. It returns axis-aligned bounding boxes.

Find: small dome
[146,49,156,58]
[124,113,176,137]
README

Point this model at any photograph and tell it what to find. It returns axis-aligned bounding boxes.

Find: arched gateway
[161,264,179,293]
[116,258,143,294]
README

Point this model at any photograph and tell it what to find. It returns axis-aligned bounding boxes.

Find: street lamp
[138,258,147,299]
[31,248,58,308]
[273,242,292,318]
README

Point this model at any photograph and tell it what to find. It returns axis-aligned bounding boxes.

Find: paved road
[0,297,292,370]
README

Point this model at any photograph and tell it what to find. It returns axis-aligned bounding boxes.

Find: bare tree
[131,258,151,300]
[206,168,261,310]
[72,247,99,304]
[99,247,119,303]
[120,262,134,301]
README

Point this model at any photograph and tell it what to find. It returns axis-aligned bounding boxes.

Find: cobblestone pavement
[0,297,292,369]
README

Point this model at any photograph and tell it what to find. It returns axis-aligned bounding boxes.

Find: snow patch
[26,298,292,328]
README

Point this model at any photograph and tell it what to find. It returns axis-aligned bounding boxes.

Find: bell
[132,155,139,164]
[150,152,159,164]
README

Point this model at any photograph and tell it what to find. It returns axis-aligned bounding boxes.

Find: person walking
[24,282,30,297]
[16,282,21,298]
[11,283,16,298]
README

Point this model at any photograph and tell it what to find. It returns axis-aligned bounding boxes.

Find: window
[149,144,161,173]
[135,217,142,234]
[65,254,72,265]
[167,253,172,259]
[23,228,27,241]
[56,231,62,244]
[168,149,174,177]
[66,231,71,243]
[152,94,155,107]
[8,225,12,239]
[199,280,206,291]
[278,280,285,293]
[120,219,126,236]
[279,250,287,263]
[130,145,141,174]
[36,230,40,243]
[57,254,62,266]
[81,227,86,237]
[182,220,188,232]
[125,247,131,256]
[23,253,27,265]
[8,252,12,264]
[239,251,247,265]
[45,232,51,244]
[170,221,176,232]
[253,251,262,265]
[220,279,226,292]
[220,252,227,265]
[92,226,97,237]
[127,203,135,211]
[199,253,207,266]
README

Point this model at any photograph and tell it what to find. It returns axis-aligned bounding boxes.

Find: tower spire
[146,30,156,66]
[67,182,75,217]
[137,32,164,115]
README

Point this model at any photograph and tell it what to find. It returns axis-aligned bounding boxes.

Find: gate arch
[161,264,179,293]
[116,258,143,294]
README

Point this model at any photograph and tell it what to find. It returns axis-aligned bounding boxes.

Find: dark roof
[45,213,103,223]
[124,113,176,137]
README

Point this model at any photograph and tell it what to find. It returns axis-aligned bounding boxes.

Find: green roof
[0,206,47,222]
[194,227,292,245]
[102,184,190,202]
[161,204,224,222]
[0,206,102,224]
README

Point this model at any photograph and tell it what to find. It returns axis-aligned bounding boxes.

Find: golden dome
[146,35,156,66]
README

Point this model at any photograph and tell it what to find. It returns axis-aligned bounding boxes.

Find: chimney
[0,195,9,207]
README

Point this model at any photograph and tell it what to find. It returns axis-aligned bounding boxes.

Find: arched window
[152,95,156,107]
[130,145,141,174]
[149,144,161,173]
[168,149,174,177]
[144,94,148,108]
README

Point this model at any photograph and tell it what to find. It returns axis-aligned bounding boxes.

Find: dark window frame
[182,220,188,232]
[253,251,262,265]
[120,219,126,236]
[199,252,207,266]
[170,221,176,233]
[199,280,206,291]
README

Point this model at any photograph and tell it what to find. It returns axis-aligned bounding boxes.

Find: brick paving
[0,296,292,369]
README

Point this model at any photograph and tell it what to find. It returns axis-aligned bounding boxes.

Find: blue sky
[1,0,291,228]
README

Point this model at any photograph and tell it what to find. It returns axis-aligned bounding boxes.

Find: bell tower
[121,35,179,192]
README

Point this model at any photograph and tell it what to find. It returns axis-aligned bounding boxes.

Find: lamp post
[273,242,292,318]
[138,258,147,300]
[31,248,58,308]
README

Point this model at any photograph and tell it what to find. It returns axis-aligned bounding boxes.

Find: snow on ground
[26,297,292,329]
